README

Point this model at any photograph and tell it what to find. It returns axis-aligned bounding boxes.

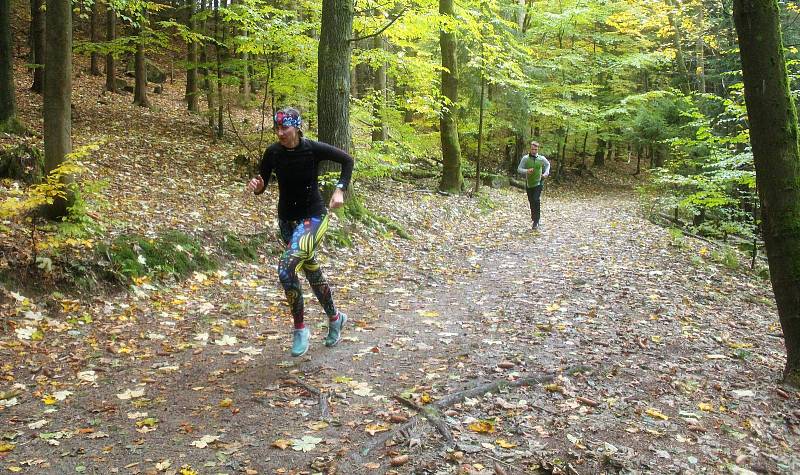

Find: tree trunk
[734,0,800,387]
[474,70,485,193]
[438,0,463,193]
[214,0,223,138]
[105,4,116,92]
[133,31,149,107]
[371,35,388,143]
[185,0,199,111]
[666,0,691,93]
[594,137,606,167]
[43,0,73,219]
[90,0,101,75]
[317,0,353,153]
[696,7,705,93]
[199,0,214,128]
[30,0,44,93]
[0,0,16,124]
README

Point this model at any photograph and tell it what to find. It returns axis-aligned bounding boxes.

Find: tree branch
[349,8,407,43]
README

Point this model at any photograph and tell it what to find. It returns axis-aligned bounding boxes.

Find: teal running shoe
[291,327,310,357]
[324,312,347,347]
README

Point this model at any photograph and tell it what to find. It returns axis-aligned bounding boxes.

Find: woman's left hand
[329,188,345,209]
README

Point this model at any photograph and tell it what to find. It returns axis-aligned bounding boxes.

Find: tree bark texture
[371,35,388,143]
[438,0,463,193]
[317,0,353,153]
[43,0,73,218]
[0,0,16,123]
[90,0,101,75]
[105,4,116,92]
[734,0,800,387]
[30,0,44,93]
[185,0,198,111]
[133,25,150,107]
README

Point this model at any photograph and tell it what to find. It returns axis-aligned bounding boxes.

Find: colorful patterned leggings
[278,215,337,327]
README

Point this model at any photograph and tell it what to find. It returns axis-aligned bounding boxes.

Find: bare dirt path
[3,183,798,475]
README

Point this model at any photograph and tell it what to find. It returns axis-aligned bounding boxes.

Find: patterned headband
[274,110,302,129]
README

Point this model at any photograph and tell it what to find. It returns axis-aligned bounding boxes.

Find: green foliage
[98,231,216,281]
[221,232,268,261]
[0,143,106,255]
[639,91,759,243]
[476,191,496,214]
[335,195,411,240]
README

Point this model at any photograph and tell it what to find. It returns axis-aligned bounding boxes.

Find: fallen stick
[291,377,331,421]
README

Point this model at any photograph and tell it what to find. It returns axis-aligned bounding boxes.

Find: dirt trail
[4,182,798,474]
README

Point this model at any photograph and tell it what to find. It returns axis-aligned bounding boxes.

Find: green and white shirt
[517,154,551,188]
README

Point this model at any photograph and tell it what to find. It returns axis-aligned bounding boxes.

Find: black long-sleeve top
[257,138,355,221]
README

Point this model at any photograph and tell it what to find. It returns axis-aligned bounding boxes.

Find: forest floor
[2,69,800,475]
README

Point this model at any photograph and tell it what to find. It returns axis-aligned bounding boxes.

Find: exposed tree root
[339,367,579,471]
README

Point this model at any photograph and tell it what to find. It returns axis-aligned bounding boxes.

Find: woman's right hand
[246,175,264,194]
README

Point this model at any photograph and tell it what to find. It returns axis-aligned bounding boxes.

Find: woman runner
[246,107,354,357]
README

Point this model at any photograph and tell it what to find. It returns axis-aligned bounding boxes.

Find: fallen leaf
[468,420,495,434]
[645,408,669,420]
[290,435,322,452]
[272,439,293,450]
[365,423,391,435]
[190,434,220,448]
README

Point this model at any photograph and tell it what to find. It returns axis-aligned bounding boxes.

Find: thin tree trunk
[133,23,150,107]
[696,7,705,93]
[90,0,101,75]
[474,69,485,193]
[734,0,800,387]
[200,0,214,128]
[438,0,463,192]
[371,35,388,143]
[185,0,198,111]
[105,4,116,92]
[0,0,16,124]
[30,0,44,93]
[214,0,223,138]
[666,0,691,93]
[43,0,73,219]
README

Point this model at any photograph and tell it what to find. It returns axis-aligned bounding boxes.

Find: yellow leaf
[8,467,22,472]
[651,335,662,343]
[272,439,293,450]
[546,303,560,312]
[307,420,329,431]
[698,402,713,412]
[179,465,199,475]
[0,443,15,453]
[416,310,439,318]
[544,383,563,393]
[467,420,495,434]
[42,395,57,405]
[699,247,709,256]
[365,423,391,435]
[219,398,233,408]
[420,393,432,404]
[645,408,669,420]
[495,439,517,448]
[231,319,248,328]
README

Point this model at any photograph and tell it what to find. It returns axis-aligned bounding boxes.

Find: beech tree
[733,0,800,387]
[43,0,73,218]
[317,0,353,152]
[438,0,463,192]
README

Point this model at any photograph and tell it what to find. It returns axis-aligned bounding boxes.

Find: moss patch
[97,231,216,282]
